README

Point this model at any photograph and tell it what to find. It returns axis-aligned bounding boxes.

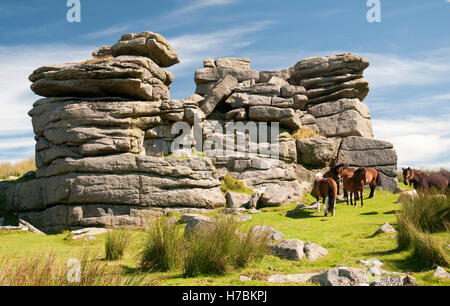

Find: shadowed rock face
[0,30,399,232]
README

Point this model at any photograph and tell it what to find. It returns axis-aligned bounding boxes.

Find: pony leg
[369,185,375,198]
[332,198,336,216]
[361,191,364,207]
[337,181,340,195]
[324,196,328,216]
[316,197,321,213]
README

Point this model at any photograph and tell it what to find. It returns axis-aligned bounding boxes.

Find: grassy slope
[1,185,449,286]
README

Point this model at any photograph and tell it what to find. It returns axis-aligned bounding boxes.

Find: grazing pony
[408,170,448,191]
[365,167,382,198]
[323,163,348,195]
[313,173,338,216]
[340,167,366,207]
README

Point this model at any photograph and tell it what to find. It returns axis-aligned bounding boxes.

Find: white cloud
[0,44,94,162]
[167,20,273,78]
[82,0,238,40]
[362,50,450,88]
[172,0,238,15]
[373,116,450,169]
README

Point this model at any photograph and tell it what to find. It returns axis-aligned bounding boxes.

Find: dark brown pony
[323,163,348,195]
[365,167,382,198]
[402,167,416,186]
[408,170,448,191]
[338,165,381,199]
[340,167,366,207]
[313,174,338,216]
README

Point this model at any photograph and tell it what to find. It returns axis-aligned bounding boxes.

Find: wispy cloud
[82,0,238,40]
[171,0,238,15]
[362,49,450,88]
[0,44,94,162]
[373,116,450,169]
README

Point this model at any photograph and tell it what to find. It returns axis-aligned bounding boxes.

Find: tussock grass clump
[105,230,131,261]
[399,190,449,233]
[220,174,254,196]
[139,216,269,277]
[291,126,322,140]
[397,190,450,268]
[0,157,36,180]
[183,216,269,277]
[140,218,184,271]
[0,250,157,286]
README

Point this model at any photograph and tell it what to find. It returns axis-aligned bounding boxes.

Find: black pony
[323,163,348,195]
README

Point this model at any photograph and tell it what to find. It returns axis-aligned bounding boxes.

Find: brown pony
[313,174,338,216]
[365,167,382,198]
[340,167,366,207]
[402,167,416,186]
[408,170,448,191]
[323,163,348,195]
[338,165,381,199]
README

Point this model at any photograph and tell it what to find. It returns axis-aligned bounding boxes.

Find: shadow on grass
[383,210,398,215]
[285,209,324,219]
[360,211,379,216]
[363,248,433,273]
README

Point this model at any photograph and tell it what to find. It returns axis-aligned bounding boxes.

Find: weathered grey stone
[248,106,301,130]
[228,93,272,108]
[200,74,238,116]
[258,69,292,83]
[433,267,450,279]
[268,76,289,87]
[195,82,216,96]
[267,273,317,283]
[296,137,341,167]
[184,215,216,235]
[180,214,204,224]
[203,58,215,68]
[226,192,252,209]
[292,53,369,80]
[271,239,304,261]
[304,242,328,261]
[235,83,281,95]
[195,67,260,84]
[373,223,396,236]
[313,108,373,138]
[372,275,418,286]
[337,137,397,165]
[215,58,250,70]
[71,227,110,240]
[225,108,246,120]
[111,31,179,67]
[251,225,285,241]
[311,267,369,286]
[307,78,369,104]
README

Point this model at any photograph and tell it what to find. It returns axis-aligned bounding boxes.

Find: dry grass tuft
[291,126,322,140]
[0,157,36,180]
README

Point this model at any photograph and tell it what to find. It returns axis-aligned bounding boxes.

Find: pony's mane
[332,163,348,171]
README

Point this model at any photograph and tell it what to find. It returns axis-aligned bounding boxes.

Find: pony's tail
[328,182,337,216]
[375,171,382,186]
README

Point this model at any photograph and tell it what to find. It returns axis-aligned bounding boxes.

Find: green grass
[105,230,132,261]
[0,189,449,286]
[396,190,449,268]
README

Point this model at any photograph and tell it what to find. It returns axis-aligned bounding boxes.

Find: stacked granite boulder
[5,31,224,232]
[1,31,399,232]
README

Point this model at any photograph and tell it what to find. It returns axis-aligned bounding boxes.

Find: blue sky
[0,0,449,169]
